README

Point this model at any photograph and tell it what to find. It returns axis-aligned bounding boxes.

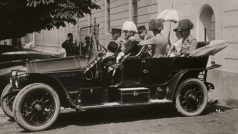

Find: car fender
[166,69,204,102]
[24,73,83,110]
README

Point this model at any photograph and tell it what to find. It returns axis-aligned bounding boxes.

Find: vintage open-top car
[0,46,219,131]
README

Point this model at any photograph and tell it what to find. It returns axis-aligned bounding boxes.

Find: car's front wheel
[1,83,16,119]
[13,83,60,131]
[175,78,208,116]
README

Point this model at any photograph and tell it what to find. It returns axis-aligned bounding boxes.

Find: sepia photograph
[0,0,237,133]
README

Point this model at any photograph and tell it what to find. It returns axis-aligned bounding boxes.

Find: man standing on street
[62,33,76,57]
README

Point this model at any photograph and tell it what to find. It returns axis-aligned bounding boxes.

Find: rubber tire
[1,84,15,119]
[13,83,60,132]
[175,78,208,116]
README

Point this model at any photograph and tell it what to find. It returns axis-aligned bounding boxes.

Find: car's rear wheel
[1,84,16,119]
[175,78,208,116]
[13,83,60,131]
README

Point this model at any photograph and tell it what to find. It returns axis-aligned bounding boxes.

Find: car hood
[26,53,103,73]
[0,48,57,69]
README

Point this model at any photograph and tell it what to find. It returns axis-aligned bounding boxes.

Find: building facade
[33,0,238,106]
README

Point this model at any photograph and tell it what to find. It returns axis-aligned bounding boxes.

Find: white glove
[116,52,125,63]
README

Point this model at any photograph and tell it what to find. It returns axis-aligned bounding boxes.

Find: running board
[82,99,172,110]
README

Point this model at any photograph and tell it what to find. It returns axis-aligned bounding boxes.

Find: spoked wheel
[175,78,208,116]
[13,83,60,131]
[1,84,17,119]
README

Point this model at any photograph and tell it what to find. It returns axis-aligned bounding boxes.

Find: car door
[121,57,142,87]
[139,57,174,86]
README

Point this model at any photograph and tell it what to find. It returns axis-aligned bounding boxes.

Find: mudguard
[18,73,84,111]
[166,69,206,101]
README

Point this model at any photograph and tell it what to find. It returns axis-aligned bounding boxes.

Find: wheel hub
[188,94,196,101]
[34,104,43,111]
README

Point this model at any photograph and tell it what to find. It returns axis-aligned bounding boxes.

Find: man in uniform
[174,19,197,56]
[138,19,168,57]
[80,36,91,57]
[137,25,152,41]
[62,33,77,57]
[117,21,140,62]
[107,28,122,56]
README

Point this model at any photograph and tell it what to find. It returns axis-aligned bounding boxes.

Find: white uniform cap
[122,21,138,33]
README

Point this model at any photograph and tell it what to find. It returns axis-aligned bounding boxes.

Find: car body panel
[10,54,213,110]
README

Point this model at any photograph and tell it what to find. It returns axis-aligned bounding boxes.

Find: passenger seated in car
[116,21,140,62]
[138,19,168,58]
[174,19,197,56]
[168,28,183,57]
[137,25,152,41]
[103,21,139,86]
[106,28,122,58]
[136,25,153,57]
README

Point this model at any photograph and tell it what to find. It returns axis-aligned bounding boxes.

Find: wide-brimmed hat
[174,19,194,32]
[122,21,138,33]
[149,19,164,31]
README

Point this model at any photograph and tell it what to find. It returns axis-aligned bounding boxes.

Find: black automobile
[1,47,219,131]
[0,45,57,94]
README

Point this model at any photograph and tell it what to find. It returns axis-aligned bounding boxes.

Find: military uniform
[139,33,168,57]
[173,19,197,56]
[137,25,152,41]
[107,40,122,56]
[139,19,168,57]
[123,36,140,56]
[180,35,197,56]
[62,40,76,57]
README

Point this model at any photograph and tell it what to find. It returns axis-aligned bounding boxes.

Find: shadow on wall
[207,69,238,108]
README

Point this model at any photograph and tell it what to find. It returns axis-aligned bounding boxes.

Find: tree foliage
[0,0,100,40]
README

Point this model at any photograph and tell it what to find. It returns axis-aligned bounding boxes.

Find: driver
[107,28,122,57]
[138,19,168,58]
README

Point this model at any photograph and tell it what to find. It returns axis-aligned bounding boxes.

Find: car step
[82,99,172,110]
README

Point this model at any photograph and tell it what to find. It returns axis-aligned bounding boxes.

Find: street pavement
[0,103,238,134]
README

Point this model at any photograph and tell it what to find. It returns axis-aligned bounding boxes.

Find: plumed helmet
[174,19,194,31]
[122,21,138,33]
[149,19,164,31]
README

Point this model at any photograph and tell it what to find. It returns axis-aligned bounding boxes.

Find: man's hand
[116,52,125,63]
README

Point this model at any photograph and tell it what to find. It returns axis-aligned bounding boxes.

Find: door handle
[143,69,149,73]
[141,60,146,63]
